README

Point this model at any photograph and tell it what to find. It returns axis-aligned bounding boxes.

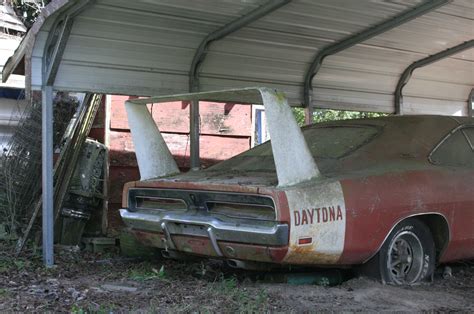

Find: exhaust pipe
[227,259,244,268]
[226,259,275,271]
[161,250,171,259]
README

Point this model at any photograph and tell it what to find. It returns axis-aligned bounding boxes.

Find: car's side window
[461,127,474,150]
[430,127,474,168]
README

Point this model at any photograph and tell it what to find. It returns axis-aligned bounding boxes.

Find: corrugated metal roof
[0,4,27,33]
[3,0,474,114]
[0,34,23,89]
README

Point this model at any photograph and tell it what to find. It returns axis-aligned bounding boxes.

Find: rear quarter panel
[339,168,474,264]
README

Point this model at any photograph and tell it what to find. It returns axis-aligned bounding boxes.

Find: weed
[127,262,166,282]
[0,288,9,297]
[71,303,117,314]
[237,288,269,313]
[0,257,30,273]
[202,275,269,312]
[13,259,26,270]
[218,276,238,293]
[0,260,10,273]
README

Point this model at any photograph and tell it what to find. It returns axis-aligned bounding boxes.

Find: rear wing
[125,87,320,186]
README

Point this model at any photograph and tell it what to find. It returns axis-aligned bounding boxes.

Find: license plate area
[166,222,209,237]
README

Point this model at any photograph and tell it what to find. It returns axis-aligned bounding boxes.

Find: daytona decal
[293,206,343,226]
[284,181,346,264]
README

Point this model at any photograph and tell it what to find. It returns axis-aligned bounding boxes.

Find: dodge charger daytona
[119,88,474,285]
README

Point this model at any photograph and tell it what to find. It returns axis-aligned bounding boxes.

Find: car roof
[305,115,466,174]
[159,115,470,185]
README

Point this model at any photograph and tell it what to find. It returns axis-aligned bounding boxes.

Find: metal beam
[468,88,474,118]
[188,0,291,169]
[43,16,73,85]
[43,0,94,86]
[303,0,451,120]
[394,40,474,115]
[41,85,54,267]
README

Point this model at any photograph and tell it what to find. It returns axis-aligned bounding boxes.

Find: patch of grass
[218,276,237,293]
[237,287,269,313]
[13,259,26,270]
[202,275,269,312]
[0,288,9,297]
[71,303,117,314]
[127,262,166,282]
[0,260,10,273]
[0,257,31,274]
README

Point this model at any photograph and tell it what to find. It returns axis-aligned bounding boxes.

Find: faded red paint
[121,116,474,268]
[122,180,292,263]
[123,167,474,266]
[130,229,287,263]
[340,169,474,265]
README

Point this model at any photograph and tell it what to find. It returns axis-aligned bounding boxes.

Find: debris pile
[0,93,79,239]
[58,138,107,245]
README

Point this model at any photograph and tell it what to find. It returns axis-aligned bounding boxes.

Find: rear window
[304,126,379,159]
[209,125,379,172]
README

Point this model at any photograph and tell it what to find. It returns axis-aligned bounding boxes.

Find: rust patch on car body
[285,244,340,264]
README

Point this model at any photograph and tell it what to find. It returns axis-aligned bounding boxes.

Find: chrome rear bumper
[119,209,288,256]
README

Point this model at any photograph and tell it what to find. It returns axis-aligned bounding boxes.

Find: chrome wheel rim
[387,231,424,284]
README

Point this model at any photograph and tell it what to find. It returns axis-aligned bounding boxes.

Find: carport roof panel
[3,0,474,114]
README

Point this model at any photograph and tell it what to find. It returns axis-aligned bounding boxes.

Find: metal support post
[41,85,54,267]
[304,106,313,125]
[190,100,200,170]
[469,89,474,117]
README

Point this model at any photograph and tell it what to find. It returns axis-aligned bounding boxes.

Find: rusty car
[119,88,474,285]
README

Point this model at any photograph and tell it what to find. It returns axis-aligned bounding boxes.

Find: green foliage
[8,0,52,29]
[127,262,166,282]
[71,303,117,314]
[0,257,31,274]
[209,275,268,312]
[217,275,238,293]
[293,108,388,126]
[292,107,306,126]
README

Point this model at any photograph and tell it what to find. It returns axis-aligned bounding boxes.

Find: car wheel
[380,218,436,284]
[361,218,436,285]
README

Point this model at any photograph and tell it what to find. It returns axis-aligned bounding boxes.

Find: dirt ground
[0,244,473,313]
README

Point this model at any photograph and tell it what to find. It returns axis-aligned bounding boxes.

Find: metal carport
[1,0,473,266]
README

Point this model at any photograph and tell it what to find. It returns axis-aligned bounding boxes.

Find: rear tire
[361,218,435,285]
